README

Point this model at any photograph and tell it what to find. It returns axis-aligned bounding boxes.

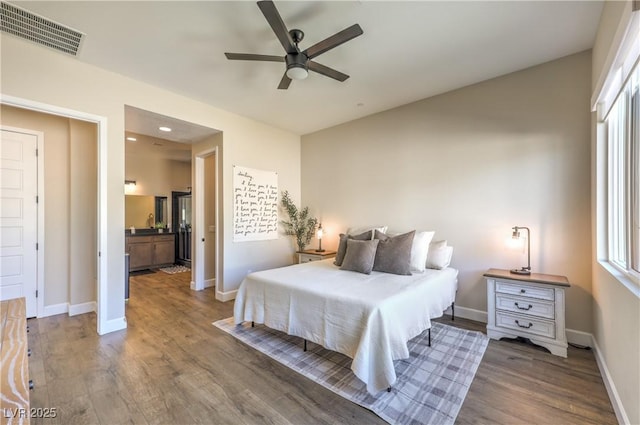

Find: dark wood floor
[26,270,616,425]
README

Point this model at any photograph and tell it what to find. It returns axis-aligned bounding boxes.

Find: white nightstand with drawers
[484,268,570,357]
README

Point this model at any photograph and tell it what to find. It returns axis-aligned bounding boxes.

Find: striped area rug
[213,318,488,425]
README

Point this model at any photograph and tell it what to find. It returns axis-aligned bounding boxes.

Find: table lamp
[510,226,531,275]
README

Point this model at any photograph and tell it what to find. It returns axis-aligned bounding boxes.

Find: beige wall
[125,155,191,227]
[590,1,639,424]
[302,51,592,333]
[1,105,97,310]
[125,157,191,197]
[1,33,300,326]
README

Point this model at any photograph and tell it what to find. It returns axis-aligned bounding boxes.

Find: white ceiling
[125,131,192,162]
[15,1,603,136]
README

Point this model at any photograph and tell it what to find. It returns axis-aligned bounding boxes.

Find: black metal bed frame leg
[428,328,431,347]
[452,302,455,321]
[304,339,307,352]
[251,321,254,328]
[387,387,391,393]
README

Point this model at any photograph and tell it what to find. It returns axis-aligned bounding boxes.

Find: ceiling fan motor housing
[285,53,308,70]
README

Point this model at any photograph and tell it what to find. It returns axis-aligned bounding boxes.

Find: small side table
[297,249,337,264]
[484,268,570,357]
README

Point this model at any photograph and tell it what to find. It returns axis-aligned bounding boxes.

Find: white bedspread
[233,259,458,394]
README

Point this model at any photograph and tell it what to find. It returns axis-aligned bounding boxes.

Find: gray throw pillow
[334,230,373,266]
[373,230,415,275]
[340,239,379,274]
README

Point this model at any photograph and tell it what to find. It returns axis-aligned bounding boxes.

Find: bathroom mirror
[155,196,167,225]
[125,195,168,228]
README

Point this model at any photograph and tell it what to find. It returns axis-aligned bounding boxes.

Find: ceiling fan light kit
[286,65,308,80]
[225,0,363,89]
[285,52,309,80]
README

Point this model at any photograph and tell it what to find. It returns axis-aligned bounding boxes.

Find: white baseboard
[591,336,630,425]
[41,302,68,317]
[446,307,594,347]
[42,301,97,318]
[69,301,96,316]
[190,279,215,291]
[216,289,237,302]
[446,305,487,323]
[565,329,592,347]
[98,316,127,335]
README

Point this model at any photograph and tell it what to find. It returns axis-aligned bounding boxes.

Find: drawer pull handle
[514,302,532,311]
[520,289,526,294]
[515,320,533,329]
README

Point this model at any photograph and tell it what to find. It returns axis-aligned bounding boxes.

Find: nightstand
[297,249,337,264]
[484,268,570,357]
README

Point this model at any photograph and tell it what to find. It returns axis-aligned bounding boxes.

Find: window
[605,60,640,280]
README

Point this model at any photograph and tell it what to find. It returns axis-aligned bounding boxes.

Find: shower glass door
[172,192,192,267]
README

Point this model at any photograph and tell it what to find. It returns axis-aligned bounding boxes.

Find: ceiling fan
[225,0,363,90]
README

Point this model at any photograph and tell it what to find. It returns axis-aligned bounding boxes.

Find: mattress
[233,259,458,394]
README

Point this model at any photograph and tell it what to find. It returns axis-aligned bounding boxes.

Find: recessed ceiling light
[159,126,172,132]
[126,137,137,142]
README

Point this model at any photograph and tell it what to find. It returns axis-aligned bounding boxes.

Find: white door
[0,129,38,317]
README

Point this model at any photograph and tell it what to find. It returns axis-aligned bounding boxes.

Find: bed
[233,258,458,394]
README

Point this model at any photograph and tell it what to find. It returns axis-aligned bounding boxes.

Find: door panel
[0,129,38,317]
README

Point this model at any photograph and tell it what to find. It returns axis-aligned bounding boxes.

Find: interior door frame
[192,146,218,293]
[0,125,44,317]
[1,94,109,334]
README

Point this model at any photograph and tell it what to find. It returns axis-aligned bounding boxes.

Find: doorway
[192,147,218,292]
[124,106,221,296]
[0,96,110,334]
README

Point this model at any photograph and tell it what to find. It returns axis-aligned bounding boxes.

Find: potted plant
[155,222,165,233]
[280,190,318,252]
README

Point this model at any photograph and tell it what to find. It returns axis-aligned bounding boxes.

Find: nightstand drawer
[495,311,556,339]
[495,294,555,319]
[495,281,554,301]
[297,250,336,264]
[299,254,319,263]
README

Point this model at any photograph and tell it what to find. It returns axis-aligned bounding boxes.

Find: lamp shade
[124,180,136,194]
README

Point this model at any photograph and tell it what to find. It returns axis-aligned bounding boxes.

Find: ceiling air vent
[0,1,84,56]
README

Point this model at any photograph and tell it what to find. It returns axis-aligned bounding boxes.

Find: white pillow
[426,240,453,269]
[410,230,435,273]
[347,226,388,240]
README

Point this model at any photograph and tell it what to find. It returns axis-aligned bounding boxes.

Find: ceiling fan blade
[257,0,298,54]
[225,53,284,62]
[277,72,292,90]
[303,24,363,60]
[308,61,349,82]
